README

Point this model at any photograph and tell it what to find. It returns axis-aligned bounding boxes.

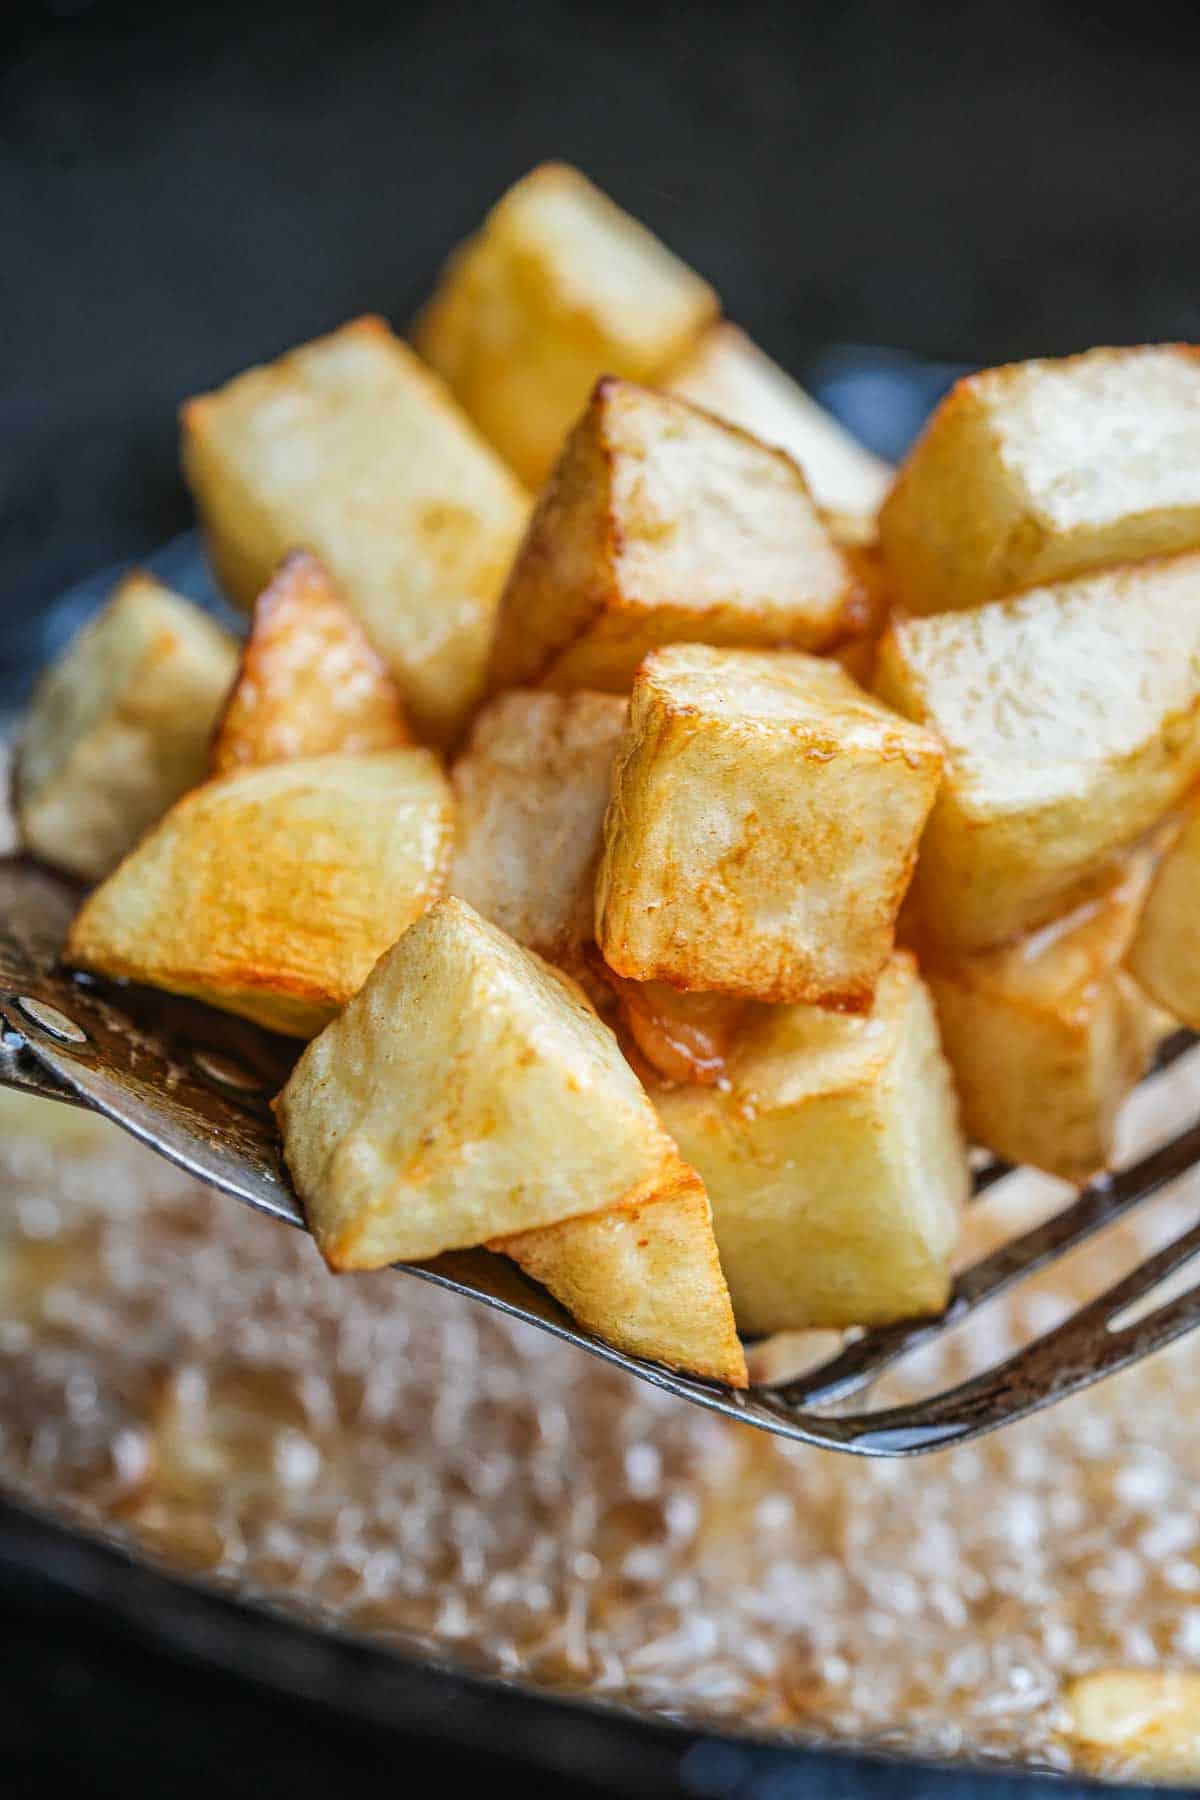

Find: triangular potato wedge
[274,897,702,1267]
[490,377,861,693]
[495,1168,747,1387]
[66,750,453,1037]
[210,552,411,774]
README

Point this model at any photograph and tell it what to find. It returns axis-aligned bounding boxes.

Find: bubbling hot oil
[4,1058,1200,1781]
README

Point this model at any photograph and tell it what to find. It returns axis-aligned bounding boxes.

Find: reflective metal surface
[4,852,1199,1459]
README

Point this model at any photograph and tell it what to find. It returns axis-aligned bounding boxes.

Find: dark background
[6,0,1200,619]
[4,0,1200,1793]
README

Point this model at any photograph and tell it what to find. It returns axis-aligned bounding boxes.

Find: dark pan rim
[0,1481,1164,1796]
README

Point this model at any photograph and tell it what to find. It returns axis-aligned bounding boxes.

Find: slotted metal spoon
[4,850,1199,1459]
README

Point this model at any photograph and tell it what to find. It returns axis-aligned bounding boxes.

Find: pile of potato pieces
[16,159,1200,1390]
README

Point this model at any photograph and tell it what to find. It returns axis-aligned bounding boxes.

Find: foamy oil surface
[4,1051,1200,1782]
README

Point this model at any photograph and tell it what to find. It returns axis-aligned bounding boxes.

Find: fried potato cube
[595,645,943,1006]
[922,850,1163,1182]
[880,345,1200,615]
[489,378,860,693]
[210,551,411,774]
[274,896,699,1266]
[1129,792,1200,1029]
[655,954,967,1333]
[495,1166,747,1386]
[16,573,238,882]
[874,554,1200,950]
[181,316,528,744]
[1063,1670,1200,1782]
[664,322,893,526]
[413,162,718,489]
[449,688,627,964]
[65,750,453,1037]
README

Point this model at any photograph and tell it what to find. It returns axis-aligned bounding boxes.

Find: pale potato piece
[922,850,1163,1182]
[16,573,238,882]
[274,897,697,1266]
[875,554,1200,950]
[489,378,860,693]
[66,750,453,1037]
[210,551,411,774]
[1063,1670,1200,1782]
[1129,793,1200,1029]
[449,689,627,963]
[495,1167,747,1387]
[664,322,893,523]
[656,954,967,1334]
[880,344,1200,614]
[413,162,718,488]
[181,317,529,744]
[595,645,943,1006]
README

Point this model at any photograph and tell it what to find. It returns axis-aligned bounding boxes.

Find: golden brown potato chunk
[489,377,860,693]
[1129,792,1200,1029]
[495,1166,747,1387]
[274,897,702,1266]
[664,322,893,524]
[181,316,528,744]
[1063,1670,1200,1782]
[656,954,967,1334]
[880,345,1200,614]
[413,162,718,488]
[875,554,1200,950]
[449,688,627,965]
[210,552,411,774]
[922,850,1164,1182]
[16,573,238,882]
[595,645,943,1006]
[66,750,453,1037]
